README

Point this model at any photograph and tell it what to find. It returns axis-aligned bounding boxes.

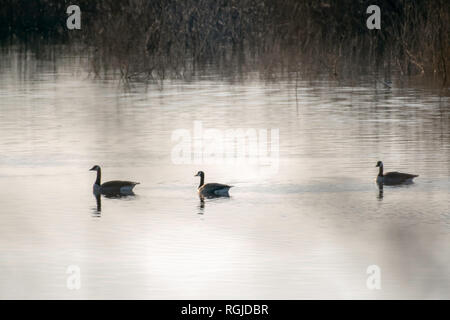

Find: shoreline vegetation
[1,0,449,85]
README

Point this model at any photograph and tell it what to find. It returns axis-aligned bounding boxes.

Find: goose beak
[89,167,96,171]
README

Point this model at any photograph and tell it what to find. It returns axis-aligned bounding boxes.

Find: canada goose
[195,171,233,198]
[89,165,139,195]
[375,161,418,185]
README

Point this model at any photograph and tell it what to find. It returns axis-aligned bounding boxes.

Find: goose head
[194,171,205,178]
[89,165,101,172]
[375,161,383,168]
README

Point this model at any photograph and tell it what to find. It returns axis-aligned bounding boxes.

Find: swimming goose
[90,165,139,195]
[195,171,233,198]
[375,161,418,185]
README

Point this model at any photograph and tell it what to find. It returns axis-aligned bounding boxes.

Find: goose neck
[378,166,383,177]
[198,175,204,188]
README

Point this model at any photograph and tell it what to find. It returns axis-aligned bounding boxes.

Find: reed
[1,0,448,84]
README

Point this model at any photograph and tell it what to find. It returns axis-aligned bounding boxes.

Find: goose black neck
[378,166,383,177]
[95,168,101,185]
[198,175,204,188]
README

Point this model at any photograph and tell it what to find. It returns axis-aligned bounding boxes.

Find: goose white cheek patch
[171,121,279,175]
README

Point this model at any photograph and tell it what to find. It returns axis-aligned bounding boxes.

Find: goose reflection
[91,192,137,217]
[198,197,205,215]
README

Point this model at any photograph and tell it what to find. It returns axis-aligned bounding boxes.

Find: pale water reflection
[0,47,449,299]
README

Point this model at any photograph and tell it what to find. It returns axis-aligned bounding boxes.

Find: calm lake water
[0,47,449,299]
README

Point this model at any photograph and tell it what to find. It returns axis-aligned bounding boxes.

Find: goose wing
[384,171,418,183]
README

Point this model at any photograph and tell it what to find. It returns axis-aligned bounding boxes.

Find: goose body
[195,171,232,198]
[375,161,418,185]
[90,165,139,196]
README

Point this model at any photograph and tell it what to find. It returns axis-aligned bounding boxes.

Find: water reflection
[377,184,384,200]
[90,193,138,217]
[376,181,422,201]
